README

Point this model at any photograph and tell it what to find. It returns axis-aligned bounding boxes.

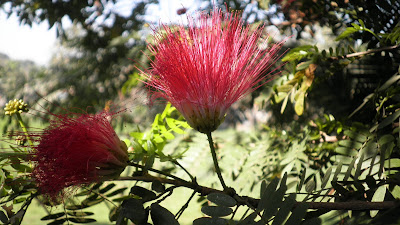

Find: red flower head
[143,8,285,133]
[31,111,128,199]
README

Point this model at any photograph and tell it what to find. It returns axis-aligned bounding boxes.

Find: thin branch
[116,175,400,211]
[298,201,399,210]
[330,44,400,60]
[128,162,187,183]
[175,190,196,220]
[172,159,195,181]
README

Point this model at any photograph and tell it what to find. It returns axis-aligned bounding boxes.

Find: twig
[172,159,195,181]
[298,201,399,210]
[175,190,196,219]
[330,44,400,60]
[128,162,187,183]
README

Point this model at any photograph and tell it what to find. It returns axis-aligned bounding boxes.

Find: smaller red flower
[31,111,128,199]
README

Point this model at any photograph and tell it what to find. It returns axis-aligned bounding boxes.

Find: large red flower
[143,8,285,133]
[31,111,128,199]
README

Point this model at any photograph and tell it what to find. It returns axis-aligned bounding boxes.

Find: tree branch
[116,175,400,211]
[330,44,400,60]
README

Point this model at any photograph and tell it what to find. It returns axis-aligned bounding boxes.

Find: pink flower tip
[32,111,129,199]
[142,8,286,133]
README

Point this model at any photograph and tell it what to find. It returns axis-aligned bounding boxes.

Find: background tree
[0,0,400,224]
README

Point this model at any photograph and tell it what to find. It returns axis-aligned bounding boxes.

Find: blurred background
[1,0,399,224]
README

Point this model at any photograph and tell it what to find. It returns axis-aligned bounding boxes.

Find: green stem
[206,132,227,190]
[15,113,34,147]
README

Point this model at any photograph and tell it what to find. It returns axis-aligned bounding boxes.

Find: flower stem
[206,132,227,190]
[15,113,34,147]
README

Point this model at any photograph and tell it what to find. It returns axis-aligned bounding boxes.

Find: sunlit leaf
[370,186,386,217]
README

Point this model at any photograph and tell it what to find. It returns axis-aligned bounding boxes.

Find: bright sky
[0,12,57,65]
[0,0,196,66]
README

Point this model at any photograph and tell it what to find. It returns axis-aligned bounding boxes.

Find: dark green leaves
[121,198,147,224]
[193,217,227,225]
[150,203,180,225]
[207,193,237,207]
[201,206,233,217]
[130,186,157,202]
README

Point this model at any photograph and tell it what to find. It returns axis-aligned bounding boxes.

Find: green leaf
[305,179,315,193]
[152,180,166,193]
[193,217,226,225]
[272,194,296,225]
[354,154,364,180]
[335,147,358,156]
[390,185,400,199]
[284,203,308,225]
[378,135,395,146]
[99,183,116,194]
[106,188,127,197]
[47,218,67,225]
[280,94,290,114]
[332,163,343,182]
[384,159,400,168]
[66,212,94,217]
[338,140,363,149]
[201,206,233,217]
[344,157,357,182]
[302,217,322,225]
[336,27,358,41]
[130,132,144,140]
[377,110,400,130]
[296,61,313,71]
[378,74,400,91]
[370,186,386,217]
[258,178,279,211]
[262,180,287,221]
[41,212,65,221]
[294,91,305,116]
[150,203,180,225]
[207,193,237,207]
[281,45,314,62]
[358,19,365,28]
[121,199,147,224]
[0,211,7,223]
[297,168,307,192]
[68,217,97,223]
[238,212,257,225]
[276,84,294,93]
[130,186,156,202]
[321,167,332,189]
[343,130,367,143]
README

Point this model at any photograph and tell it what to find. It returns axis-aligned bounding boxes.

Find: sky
[0,0,196,66]
[0,12,57,65]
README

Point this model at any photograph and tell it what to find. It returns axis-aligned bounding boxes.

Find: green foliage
[1,0,400,224]
[128,103,190,165]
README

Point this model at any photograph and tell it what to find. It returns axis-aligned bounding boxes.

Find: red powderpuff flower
[31,111,129,199]
[142,8,286,133]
